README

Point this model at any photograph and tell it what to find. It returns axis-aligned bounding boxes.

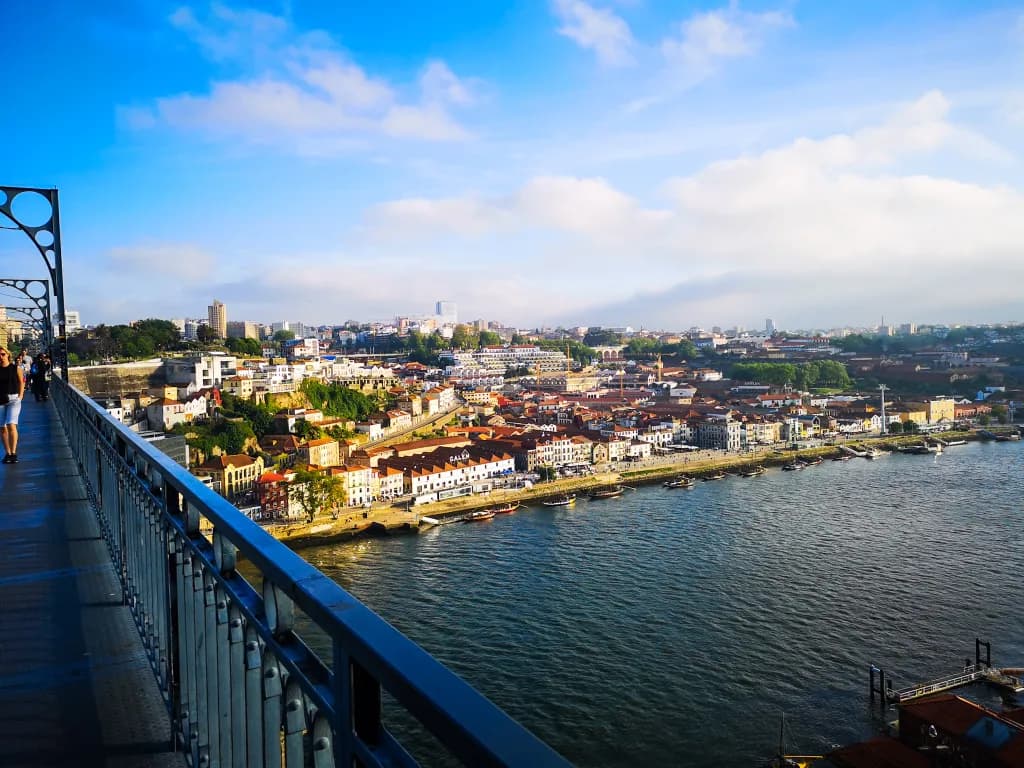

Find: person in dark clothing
[29,353,52,402]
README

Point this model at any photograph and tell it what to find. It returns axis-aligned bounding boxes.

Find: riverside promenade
[269,428,1000,547]
[0,400,182,767]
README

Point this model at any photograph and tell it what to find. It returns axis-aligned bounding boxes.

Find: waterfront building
[373,465,405,501]
[696,414,743,451]
[193,453,265,498]
[65,309,81,333]
[300,437,340,468]
[255,470,293,521]
[924,395,956,424]
[207,299,227,338]
[328,465,374,507]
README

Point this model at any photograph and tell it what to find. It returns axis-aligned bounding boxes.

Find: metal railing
[52,378,571,768]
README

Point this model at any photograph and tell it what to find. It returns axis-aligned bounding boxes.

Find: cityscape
[3,1,1024,767]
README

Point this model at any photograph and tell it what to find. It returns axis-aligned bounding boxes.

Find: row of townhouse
[377,447,515,497]
[254,462,408,522]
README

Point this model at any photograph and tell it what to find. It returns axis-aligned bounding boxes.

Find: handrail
[52,377,571,768]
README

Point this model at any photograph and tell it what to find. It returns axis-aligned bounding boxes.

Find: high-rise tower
[207,299,227,339]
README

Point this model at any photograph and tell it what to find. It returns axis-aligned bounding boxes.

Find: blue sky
[2,1,1023,331]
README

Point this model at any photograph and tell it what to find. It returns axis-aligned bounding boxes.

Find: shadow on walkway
[0,398,182,767]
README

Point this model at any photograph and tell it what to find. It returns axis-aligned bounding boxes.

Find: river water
[299,441,1024,766]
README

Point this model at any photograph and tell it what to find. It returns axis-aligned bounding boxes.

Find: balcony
[0,379,570,767]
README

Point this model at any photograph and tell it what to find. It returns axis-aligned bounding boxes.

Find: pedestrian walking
[29,353,51,402]
[0,346,25,464]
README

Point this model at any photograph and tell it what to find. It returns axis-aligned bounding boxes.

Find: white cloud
[361,91,1024,327]
[133,4,475,148]
[661,2,793,85]
[552,0,635,66]
[366,175,670,243]
[419,60,475,106]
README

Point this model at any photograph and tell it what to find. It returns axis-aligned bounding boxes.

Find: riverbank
[271,427,1017,548]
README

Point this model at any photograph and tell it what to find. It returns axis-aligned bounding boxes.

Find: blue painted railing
[52,378,571,767]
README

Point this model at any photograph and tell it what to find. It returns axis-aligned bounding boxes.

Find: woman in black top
[0,346,25,464]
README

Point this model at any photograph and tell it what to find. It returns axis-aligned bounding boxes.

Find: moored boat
[542,494,576,507]
[663,476,694,488]
[782,462,803,471]
[589,485,625,500]
[740,465,766,477]
[465,509,495,522]
[703,471,727,481]
[800,456,822,466]
[487,502,519,514]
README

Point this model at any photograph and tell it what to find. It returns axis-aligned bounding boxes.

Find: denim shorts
[1,395,22,427]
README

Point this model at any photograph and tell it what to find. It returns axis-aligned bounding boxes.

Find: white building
[164,354,238,391]
[146,394,209,431]
[65,310,82,333]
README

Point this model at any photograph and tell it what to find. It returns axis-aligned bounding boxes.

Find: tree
[218,420,255,455]
[273,329,296,342]
[197,324,219,344]
[991,404,1008,424]
[299,379,376,421]
[291,470,346,522]
[450,324,479,350]
[293,420,323,440]
[583,328,624,346]
[478,330,501,346]
[887,420,903,434]
[225,336,263,357]
[903,420,919,433]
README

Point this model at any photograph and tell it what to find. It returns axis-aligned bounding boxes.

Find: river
[298,440,1024,766]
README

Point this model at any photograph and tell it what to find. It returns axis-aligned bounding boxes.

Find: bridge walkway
[0,399,182,767]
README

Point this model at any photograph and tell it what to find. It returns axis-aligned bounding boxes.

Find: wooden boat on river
[589,486,625,500]
[487,502,520,514]
[664,476,694,488]
[542,494,577,507]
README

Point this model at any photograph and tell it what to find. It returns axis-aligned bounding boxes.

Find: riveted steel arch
[0,186,67,378]
[0,278,52,348]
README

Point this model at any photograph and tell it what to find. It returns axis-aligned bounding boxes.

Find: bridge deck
[0,399,182,767]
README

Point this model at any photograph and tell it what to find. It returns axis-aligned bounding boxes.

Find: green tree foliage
[293,420,323,440]
[220,393,276,438]
[478,330,501,346]
[903,420,920,433]
[449,324,479,350]
[887,420,903,434]
[732,361,850,389]
[391,330,445,365]
[990,404,1008,424]
[730,362,798,386]
[172,419,255,458]
[291,470,347,522]
[273,329,296,342]
[225,336,263,356]
[583,328,624,346]
[67,319,185,361]
[196,324,219,344]
[219,421,256,454]
[300,379,376,421]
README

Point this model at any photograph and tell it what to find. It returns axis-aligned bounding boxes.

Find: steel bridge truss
[0,187,67,377]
